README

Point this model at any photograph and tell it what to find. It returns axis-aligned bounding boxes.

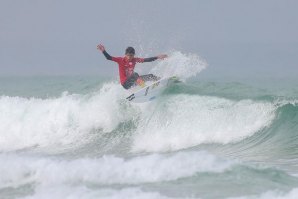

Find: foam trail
[0,151,233,188]
[22,185,175,199]
[229,188,298,199]
[133,94,276,152]
[258,188,298,199]
[21,186,173,199]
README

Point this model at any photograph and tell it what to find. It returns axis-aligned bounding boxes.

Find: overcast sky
[1,0,297,77]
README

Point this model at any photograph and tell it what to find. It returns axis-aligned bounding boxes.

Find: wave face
[1,53,298,198]
[132,95,276,152]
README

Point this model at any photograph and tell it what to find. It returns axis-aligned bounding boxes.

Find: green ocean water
[0,76,298,199]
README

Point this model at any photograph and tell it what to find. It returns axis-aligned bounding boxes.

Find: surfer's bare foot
[136,78,146,88]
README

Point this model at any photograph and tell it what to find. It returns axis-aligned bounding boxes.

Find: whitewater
[1,51,298,199]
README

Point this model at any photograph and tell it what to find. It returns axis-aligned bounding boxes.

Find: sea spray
[150,51,207,80]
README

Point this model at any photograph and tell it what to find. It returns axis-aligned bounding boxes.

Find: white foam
[20,186,173,199]
[258,188,298,199]
[0,82,136,151]
[229,188,298,199]
[0,151,233,188]
[149,51,207,80]
[132,94,276,152]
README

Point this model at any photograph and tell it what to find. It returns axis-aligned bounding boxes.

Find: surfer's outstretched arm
[97,44,112,60]
[142,54,168,62]
[102,50,112,60]
[143,57,158,62]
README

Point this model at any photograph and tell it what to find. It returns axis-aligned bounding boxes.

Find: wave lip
[0,82,135,152]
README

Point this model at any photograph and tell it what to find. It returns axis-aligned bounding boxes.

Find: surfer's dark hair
[125,47,135,55]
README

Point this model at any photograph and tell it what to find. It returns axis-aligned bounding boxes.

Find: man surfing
[97,44,167,89]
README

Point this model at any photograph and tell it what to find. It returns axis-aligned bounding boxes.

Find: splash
[150,51,207,80]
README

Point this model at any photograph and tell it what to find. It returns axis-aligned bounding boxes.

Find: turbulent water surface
[1,52,298,199]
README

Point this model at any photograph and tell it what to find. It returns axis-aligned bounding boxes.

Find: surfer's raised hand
[157,54,168,60]
[97,44,105,52]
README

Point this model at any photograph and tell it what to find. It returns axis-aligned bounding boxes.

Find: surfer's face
[125,53,134,61]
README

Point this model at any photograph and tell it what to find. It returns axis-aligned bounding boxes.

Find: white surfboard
[126,76,180,103]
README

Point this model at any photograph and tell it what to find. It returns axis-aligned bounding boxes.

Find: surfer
[97,44,167,89]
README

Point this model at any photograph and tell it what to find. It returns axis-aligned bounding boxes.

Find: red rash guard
[111,57,144,84]
[102,50,158,85]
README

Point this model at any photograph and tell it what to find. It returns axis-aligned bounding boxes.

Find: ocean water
[1,52,298,199]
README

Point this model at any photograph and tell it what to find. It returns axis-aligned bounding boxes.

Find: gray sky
[1,0,298,77]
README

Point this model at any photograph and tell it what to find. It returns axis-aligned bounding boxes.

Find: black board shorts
[122,73,160,90]
[122,73,140,89]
